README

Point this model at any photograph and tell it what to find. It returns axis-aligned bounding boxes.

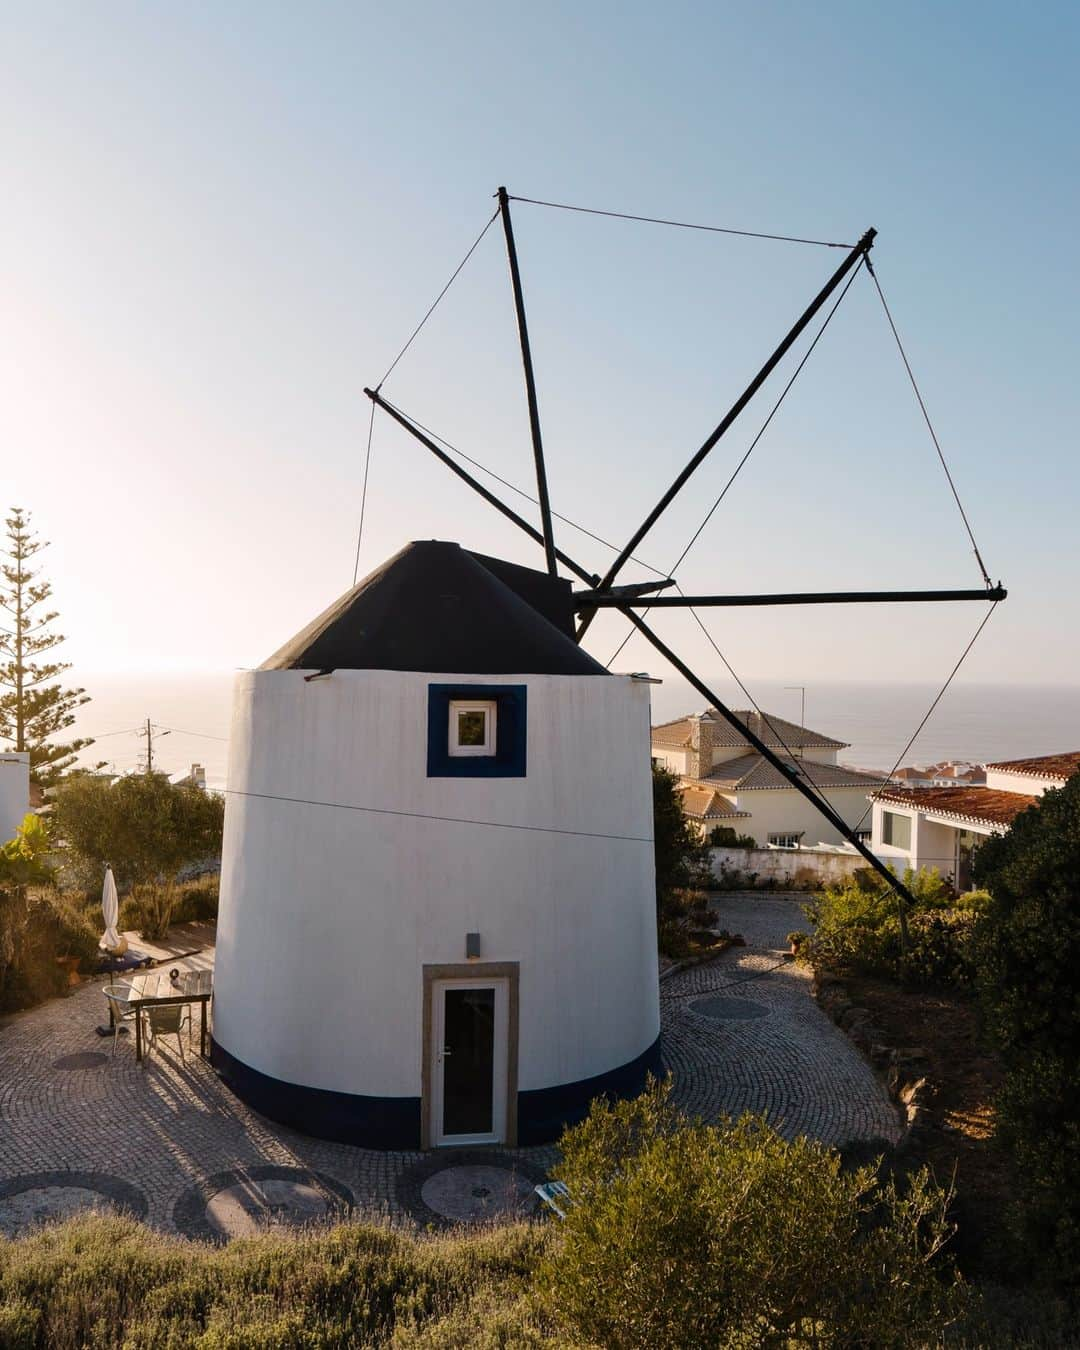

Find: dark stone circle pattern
[52,1052,109,1071]
[394,1149,547,1228]
[0,1171,149,1229]
[690,996,770,1022]
[172,1165,355,1243]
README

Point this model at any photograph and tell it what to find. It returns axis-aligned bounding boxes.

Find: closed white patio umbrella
[100,866,122,953]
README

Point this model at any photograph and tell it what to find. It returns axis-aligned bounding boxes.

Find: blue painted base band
[516,1035,664,1145]
[211,1039,422,1149]
[211,1033,663,1150]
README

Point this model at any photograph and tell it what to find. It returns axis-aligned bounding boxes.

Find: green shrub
[538,1079,962,1348]
[705,824,756,848]
[973,772,1080,1291]
[804,865,979,983]
[0,1214,560,1349]
[173,874,220,924]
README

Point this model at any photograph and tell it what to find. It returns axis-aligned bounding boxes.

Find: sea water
[67,671,1080,788]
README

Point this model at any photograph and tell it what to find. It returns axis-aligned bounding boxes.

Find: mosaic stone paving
[174,1165,354,1241]
[0,898,899,1238]
[0,1171,148,1237]
[396,1150,545,1227]
[690,995,770,1021]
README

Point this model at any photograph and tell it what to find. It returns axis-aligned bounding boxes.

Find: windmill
[362,187,1006,950]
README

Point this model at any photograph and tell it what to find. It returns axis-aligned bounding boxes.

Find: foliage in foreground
[0,1214,556,1350]
[52,773,224,940]
[539,1079,963,1348]
[804,865,987,985]
[973,772,1080,1291]
[0,814,99,1012]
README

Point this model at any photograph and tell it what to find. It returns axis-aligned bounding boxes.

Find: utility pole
[140,719,169,774]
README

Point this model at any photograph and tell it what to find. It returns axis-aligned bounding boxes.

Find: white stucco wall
[215,669,660,1101]
[985,767,1062,797]
[870,800,992,880]
[651,747,688,775]
[0,753,30,843]
[725,785,875,847]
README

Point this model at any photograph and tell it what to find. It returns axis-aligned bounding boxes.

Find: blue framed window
[427,684,527,778]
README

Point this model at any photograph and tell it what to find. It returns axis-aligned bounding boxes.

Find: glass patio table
[125,967,213,1064]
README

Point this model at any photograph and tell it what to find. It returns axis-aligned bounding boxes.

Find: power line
[224,786,653,844]
[152,725,228,742]
[509,195,853,249]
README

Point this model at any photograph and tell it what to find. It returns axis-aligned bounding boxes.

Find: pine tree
[0,508,98,788]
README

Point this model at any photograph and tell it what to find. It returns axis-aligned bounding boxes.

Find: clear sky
[3,1,1078,713]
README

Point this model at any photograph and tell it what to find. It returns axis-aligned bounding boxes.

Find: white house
[870,750,1080,889]
[213,541,661,1150]
[0,751,30,842]
[652,708,882,848]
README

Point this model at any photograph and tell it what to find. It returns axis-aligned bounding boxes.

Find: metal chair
[101,982,137,1056]
[143,1003,192,1063]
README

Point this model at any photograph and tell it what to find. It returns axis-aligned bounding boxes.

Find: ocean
[67,672,1080,790]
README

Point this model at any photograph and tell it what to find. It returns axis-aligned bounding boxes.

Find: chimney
[191,763,206,790]
[688,713,716,780]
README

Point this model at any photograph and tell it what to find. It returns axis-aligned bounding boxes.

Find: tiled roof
[678,786,751,820]
[984,751,1080,782]
[692,753,883,792]
[873,786,1037,828]
[651,709,847,751]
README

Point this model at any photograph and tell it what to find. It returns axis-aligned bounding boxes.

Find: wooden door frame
[422,962,519,1149]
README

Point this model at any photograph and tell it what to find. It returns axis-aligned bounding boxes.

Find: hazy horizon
[3,1,1078,699]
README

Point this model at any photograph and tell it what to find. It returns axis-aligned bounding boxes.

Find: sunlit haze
[2,2,1077,780]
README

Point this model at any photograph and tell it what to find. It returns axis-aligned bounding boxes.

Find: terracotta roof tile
[678,786,751,819]
[985,751,1080,781]
[651,708,847,752]
[873,785,1037,828]
[693,753,883,792]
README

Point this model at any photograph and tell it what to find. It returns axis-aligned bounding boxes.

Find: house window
[768,832,803,849]
[881,810,912,849]
[449,701,497,757]
[427,685,527,778]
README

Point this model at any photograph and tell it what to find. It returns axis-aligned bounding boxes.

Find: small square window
[449,700,497,757]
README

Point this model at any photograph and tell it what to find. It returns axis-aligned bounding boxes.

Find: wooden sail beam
[574,586,1007,608]
[576,226,877,639]
[498,186,558,577]
[621,608,914,951]
[363,388,597,586]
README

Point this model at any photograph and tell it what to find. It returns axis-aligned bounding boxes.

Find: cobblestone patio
[0,897,899,1237]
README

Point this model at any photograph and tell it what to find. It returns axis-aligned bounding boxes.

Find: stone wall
[709,844,865,889]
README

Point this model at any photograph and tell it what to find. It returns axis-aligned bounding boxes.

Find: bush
[705,824,756,848]
[0,1214,559,1349]
[52,775,224,940]
[804,866,979,984]
[538,1079,963,1348]
[973,772,1080,1291]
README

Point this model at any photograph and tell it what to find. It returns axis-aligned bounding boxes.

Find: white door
[431,978,508,1147]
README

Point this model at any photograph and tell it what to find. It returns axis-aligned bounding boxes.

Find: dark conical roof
[261,541,608,676]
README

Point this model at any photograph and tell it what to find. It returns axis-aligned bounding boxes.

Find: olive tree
[538,1080,962,1348]
[54,774,224,939]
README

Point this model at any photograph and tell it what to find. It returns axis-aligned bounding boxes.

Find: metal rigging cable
[351,397,376,585]
[866,258,993,588]
[375,207,500,391]
[603,258,866,671]
[508,195,854,249]
[851,599,1002,835]
[373,397,670,578]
